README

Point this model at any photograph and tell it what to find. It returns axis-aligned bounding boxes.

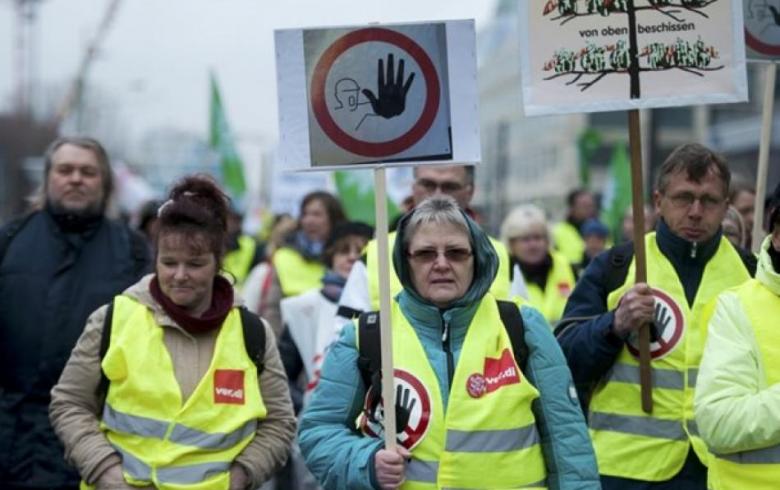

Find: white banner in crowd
[519,0,748,116]
[275,20,481,169]
[743,0,780,60]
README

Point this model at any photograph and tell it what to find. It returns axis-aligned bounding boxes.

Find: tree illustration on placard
[541,0,723,98]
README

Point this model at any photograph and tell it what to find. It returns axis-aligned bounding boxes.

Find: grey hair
[500,204,549,249]
[402,195,470,247]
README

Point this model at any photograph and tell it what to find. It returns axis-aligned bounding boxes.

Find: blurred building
[476,1,780,234]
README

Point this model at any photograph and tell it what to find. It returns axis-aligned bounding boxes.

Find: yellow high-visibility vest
[272,247,324,297]
[357,295,547,489]
[222,235,257,285]
[88,295,267,490]
[524,251,576,324]
[709,279,780,490]
[366,233,510,308]
[589,233,749,481]
[552,221,585,265]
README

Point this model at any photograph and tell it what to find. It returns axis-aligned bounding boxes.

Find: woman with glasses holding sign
[299,195,599,489]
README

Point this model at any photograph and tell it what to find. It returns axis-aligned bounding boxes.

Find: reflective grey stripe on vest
[157,461,232,484]
[104,403,255,450]
[716,444,780,465]
[103,404,169,439]
[590,412,687,441]
[607,363,685,391]
[170,419,257,450]
[686,419,699,437]
[445,424,539,452]
[111,445,152,482]
[406,459,438,483]
[688,368,698,388]
[442,478,546,490]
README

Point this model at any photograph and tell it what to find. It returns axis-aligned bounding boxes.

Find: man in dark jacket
[556,143,756,490]
[0,137,150,490]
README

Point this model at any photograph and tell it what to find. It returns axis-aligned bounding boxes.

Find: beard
[46,197,105,233]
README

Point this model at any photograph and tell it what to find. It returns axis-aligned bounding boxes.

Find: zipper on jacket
[442,319,454,388]
[690,241,698,259]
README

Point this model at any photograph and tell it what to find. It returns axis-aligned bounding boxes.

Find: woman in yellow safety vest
[695,185,780,490]
[261,191,346,335]
[50,175,296,490]
[299,195,599,489]
[501,204,577,325]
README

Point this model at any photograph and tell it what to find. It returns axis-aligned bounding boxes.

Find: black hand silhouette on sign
[769,6,780,26]
[652,302,672,343]
[395,384,416,434]
[362,53,416,119]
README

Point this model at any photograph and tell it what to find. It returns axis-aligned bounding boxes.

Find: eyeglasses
[415,178,466,194]
[665,192,725,210]
[407,247,473,263]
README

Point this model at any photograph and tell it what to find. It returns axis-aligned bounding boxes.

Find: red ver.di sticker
[214,369,245,405]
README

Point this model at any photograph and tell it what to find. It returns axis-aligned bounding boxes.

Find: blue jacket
[299,208,599,489]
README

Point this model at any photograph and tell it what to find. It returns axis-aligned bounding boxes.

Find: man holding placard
[556,144,756,489]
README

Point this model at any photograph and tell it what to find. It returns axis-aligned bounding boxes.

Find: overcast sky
[0,0,498,150]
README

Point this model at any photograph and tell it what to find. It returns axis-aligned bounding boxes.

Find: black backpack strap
[604,241,634,294]
[0,213,33,265]
[357,311,382,390]
[239,306,267,374]
[96,300,115,399]
[497,300,528,372]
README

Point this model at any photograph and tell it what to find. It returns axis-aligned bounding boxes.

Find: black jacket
[0,210,149,488]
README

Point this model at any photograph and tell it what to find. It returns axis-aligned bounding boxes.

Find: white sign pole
[752,62,776,253]
[373,166,397,450]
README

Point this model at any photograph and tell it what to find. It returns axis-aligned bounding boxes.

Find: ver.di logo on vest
[627,287,685,360]
[214,369,245,404]
[467,348,521,399]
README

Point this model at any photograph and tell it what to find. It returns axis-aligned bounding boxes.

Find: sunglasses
[407,247,473,263]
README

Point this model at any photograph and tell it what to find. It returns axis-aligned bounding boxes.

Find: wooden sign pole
[373,166,397,449]
[752,62,776,253]
[628,109,653,414]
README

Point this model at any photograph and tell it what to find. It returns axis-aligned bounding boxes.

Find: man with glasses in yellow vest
[556,143,756,489]
[695,182,780,490]
[335,164,512,327]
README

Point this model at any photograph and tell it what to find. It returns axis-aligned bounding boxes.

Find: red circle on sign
[744,28,780,56]
[310,27,441,158]
[466,373,487,398]
[626,288,684,360]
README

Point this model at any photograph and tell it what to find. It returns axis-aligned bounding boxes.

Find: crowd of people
[1,135,779,490]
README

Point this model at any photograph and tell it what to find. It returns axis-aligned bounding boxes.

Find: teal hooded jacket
[298,208,599,489]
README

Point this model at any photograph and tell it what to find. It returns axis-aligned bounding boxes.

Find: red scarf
[149,275,234,334]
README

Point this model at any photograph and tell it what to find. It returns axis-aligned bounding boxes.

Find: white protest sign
[520,0,748,116]
[275,20,480,169]
[744,0,780,60]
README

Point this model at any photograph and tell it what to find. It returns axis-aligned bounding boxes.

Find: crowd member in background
[262,192,346,337]
[222,207,265,288]
[556,143,757,489]
[336,164,512,328]
[580,218,610,270]
[721,206,747,249]
[300,196,599,489]
[243,213,296,316]
[501,204,576,325]
[277,221,373,490]
[0,136,150,490]
[729,181,755,249]
[620,204,656,244]
[695,183,780,490]
[136,199,162,256]
[553,188,597,264]
[50,175,295,490]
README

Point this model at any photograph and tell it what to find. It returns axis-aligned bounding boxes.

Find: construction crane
[54,0,123,129]
[12,0,44,115]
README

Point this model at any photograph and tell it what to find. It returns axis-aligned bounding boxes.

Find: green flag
[209,73,246,199]
[334,169,400,227]
[600,143,633,242]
